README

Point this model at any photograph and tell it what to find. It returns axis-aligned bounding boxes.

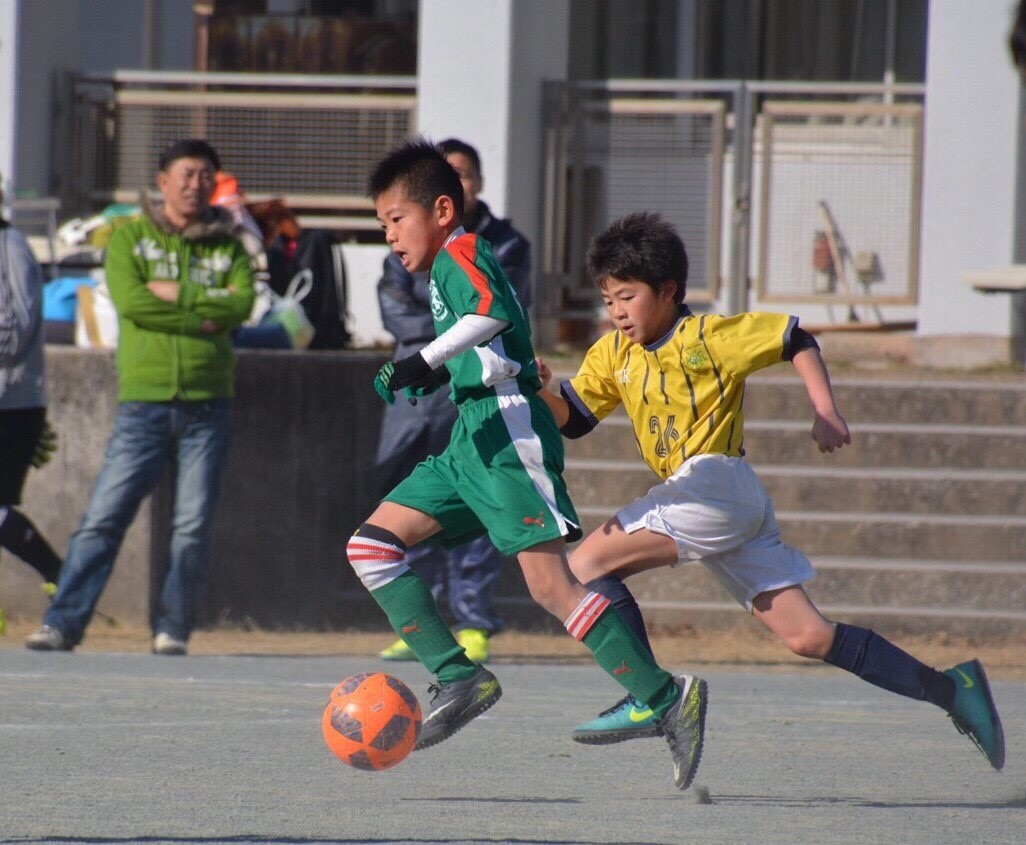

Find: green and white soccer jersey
[429,231,540,402]
[385,230,579,553]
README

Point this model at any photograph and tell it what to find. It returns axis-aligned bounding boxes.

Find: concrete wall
[2,346,392,633]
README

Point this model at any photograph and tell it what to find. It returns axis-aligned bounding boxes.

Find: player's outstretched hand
[30,420,58,468]
[811,410,851,453]
[535,356,553,389]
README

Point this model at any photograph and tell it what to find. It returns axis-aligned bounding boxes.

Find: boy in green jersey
[536,212,1004,773]
[346,139,707,790]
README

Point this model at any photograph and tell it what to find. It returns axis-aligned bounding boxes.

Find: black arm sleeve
[558,383,598,439]
[783,326,820,361]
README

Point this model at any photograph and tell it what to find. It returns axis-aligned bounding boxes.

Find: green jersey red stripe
[446,236,494,315]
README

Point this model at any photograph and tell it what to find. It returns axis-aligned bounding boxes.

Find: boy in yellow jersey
[537,212,1004,774]
[348,141,707,791]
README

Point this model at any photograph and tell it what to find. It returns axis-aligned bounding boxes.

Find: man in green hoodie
[26,139,254,655]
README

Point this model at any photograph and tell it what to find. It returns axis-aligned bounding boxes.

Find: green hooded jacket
[104,199,255,402]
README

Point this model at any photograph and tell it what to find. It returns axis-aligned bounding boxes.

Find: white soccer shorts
[615,453,815,611]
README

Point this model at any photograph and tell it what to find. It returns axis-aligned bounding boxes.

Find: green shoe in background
[0,608,6,637]
[456,628,490,663]
[572,694,662,744]
[943,658,1005,770]
[379,637,416,661]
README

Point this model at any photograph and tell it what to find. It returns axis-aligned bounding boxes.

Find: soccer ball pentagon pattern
[322,672,422,770]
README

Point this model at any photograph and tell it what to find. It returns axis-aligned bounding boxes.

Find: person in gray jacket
[374,138,532,664]
[0,179,63,632]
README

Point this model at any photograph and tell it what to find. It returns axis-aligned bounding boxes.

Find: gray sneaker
[153,632,188,656]
[659,673,708,790]
[415,665,502,750]
[25,625,72,651]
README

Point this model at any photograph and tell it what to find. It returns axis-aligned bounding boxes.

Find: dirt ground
[3,621,1025,682]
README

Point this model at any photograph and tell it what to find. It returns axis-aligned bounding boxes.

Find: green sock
[371,571,477,684]
[581,608,680,718]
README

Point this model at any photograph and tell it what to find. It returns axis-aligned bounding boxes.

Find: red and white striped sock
[346,523,409,591]
[564,590,612,641]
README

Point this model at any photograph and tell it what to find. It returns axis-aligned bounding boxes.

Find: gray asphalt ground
[1,651,1024,845]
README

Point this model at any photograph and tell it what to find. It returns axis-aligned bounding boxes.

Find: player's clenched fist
[811,410,851,453]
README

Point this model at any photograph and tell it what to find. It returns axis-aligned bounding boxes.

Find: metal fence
[757,99,923,309]
[541,81,735,328]
[68,71,417,230]
[539,80,925,329]
[64,73,926,327]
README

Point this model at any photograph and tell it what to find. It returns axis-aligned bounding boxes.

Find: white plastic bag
[75,281,119,349]
[260,269,314,349]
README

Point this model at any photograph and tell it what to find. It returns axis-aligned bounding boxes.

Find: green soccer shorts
[384,387,581,555]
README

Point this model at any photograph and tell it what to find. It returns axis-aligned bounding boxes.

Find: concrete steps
[495,371,1026,638]
[565,416,1026,469]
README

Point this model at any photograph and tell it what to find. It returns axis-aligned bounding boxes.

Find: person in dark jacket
[374,138,531,664]
[0,176,63,634]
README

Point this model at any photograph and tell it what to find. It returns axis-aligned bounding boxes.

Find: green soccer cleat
[660,674,708,791]
[943,658,1005,770]
[456,628,490,663]
[379,637,416,661]
[572,695,663,744]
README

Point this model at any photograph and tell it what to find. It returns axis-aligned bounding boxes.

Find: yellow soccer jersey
[562,308,799,479]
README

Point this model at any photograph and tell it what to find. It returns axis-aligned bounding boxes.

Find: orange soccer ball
[322,672,422,771]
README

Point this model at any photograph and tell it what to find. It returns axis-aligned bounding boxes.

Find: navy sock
[825,622,955,711]
[586,575,654,658]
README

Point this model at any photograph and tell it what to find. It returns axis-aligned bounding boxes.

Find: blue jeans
[45,399,233,645]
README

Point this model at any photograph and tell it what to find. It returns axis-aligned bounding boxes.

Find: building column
[0,1,20,201]
[416,0,571,339]
[917,0,1024,366]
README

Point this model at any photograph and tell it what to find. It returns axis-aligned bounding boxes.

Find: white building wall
[917,0,1022,362]
[0,0,18,201]
[0,0,193,201]
[416,0,569,268]
[4,0,80,198]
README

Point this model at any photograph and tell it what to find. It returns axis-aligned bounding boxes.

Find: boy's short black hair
[368,136,465,220]
[586,212,689,303]
[158,139,221,173]
[436,138,482,175]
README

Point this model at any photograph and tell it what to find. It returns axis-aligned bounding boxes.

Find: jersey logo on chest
[429,281,449,320]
